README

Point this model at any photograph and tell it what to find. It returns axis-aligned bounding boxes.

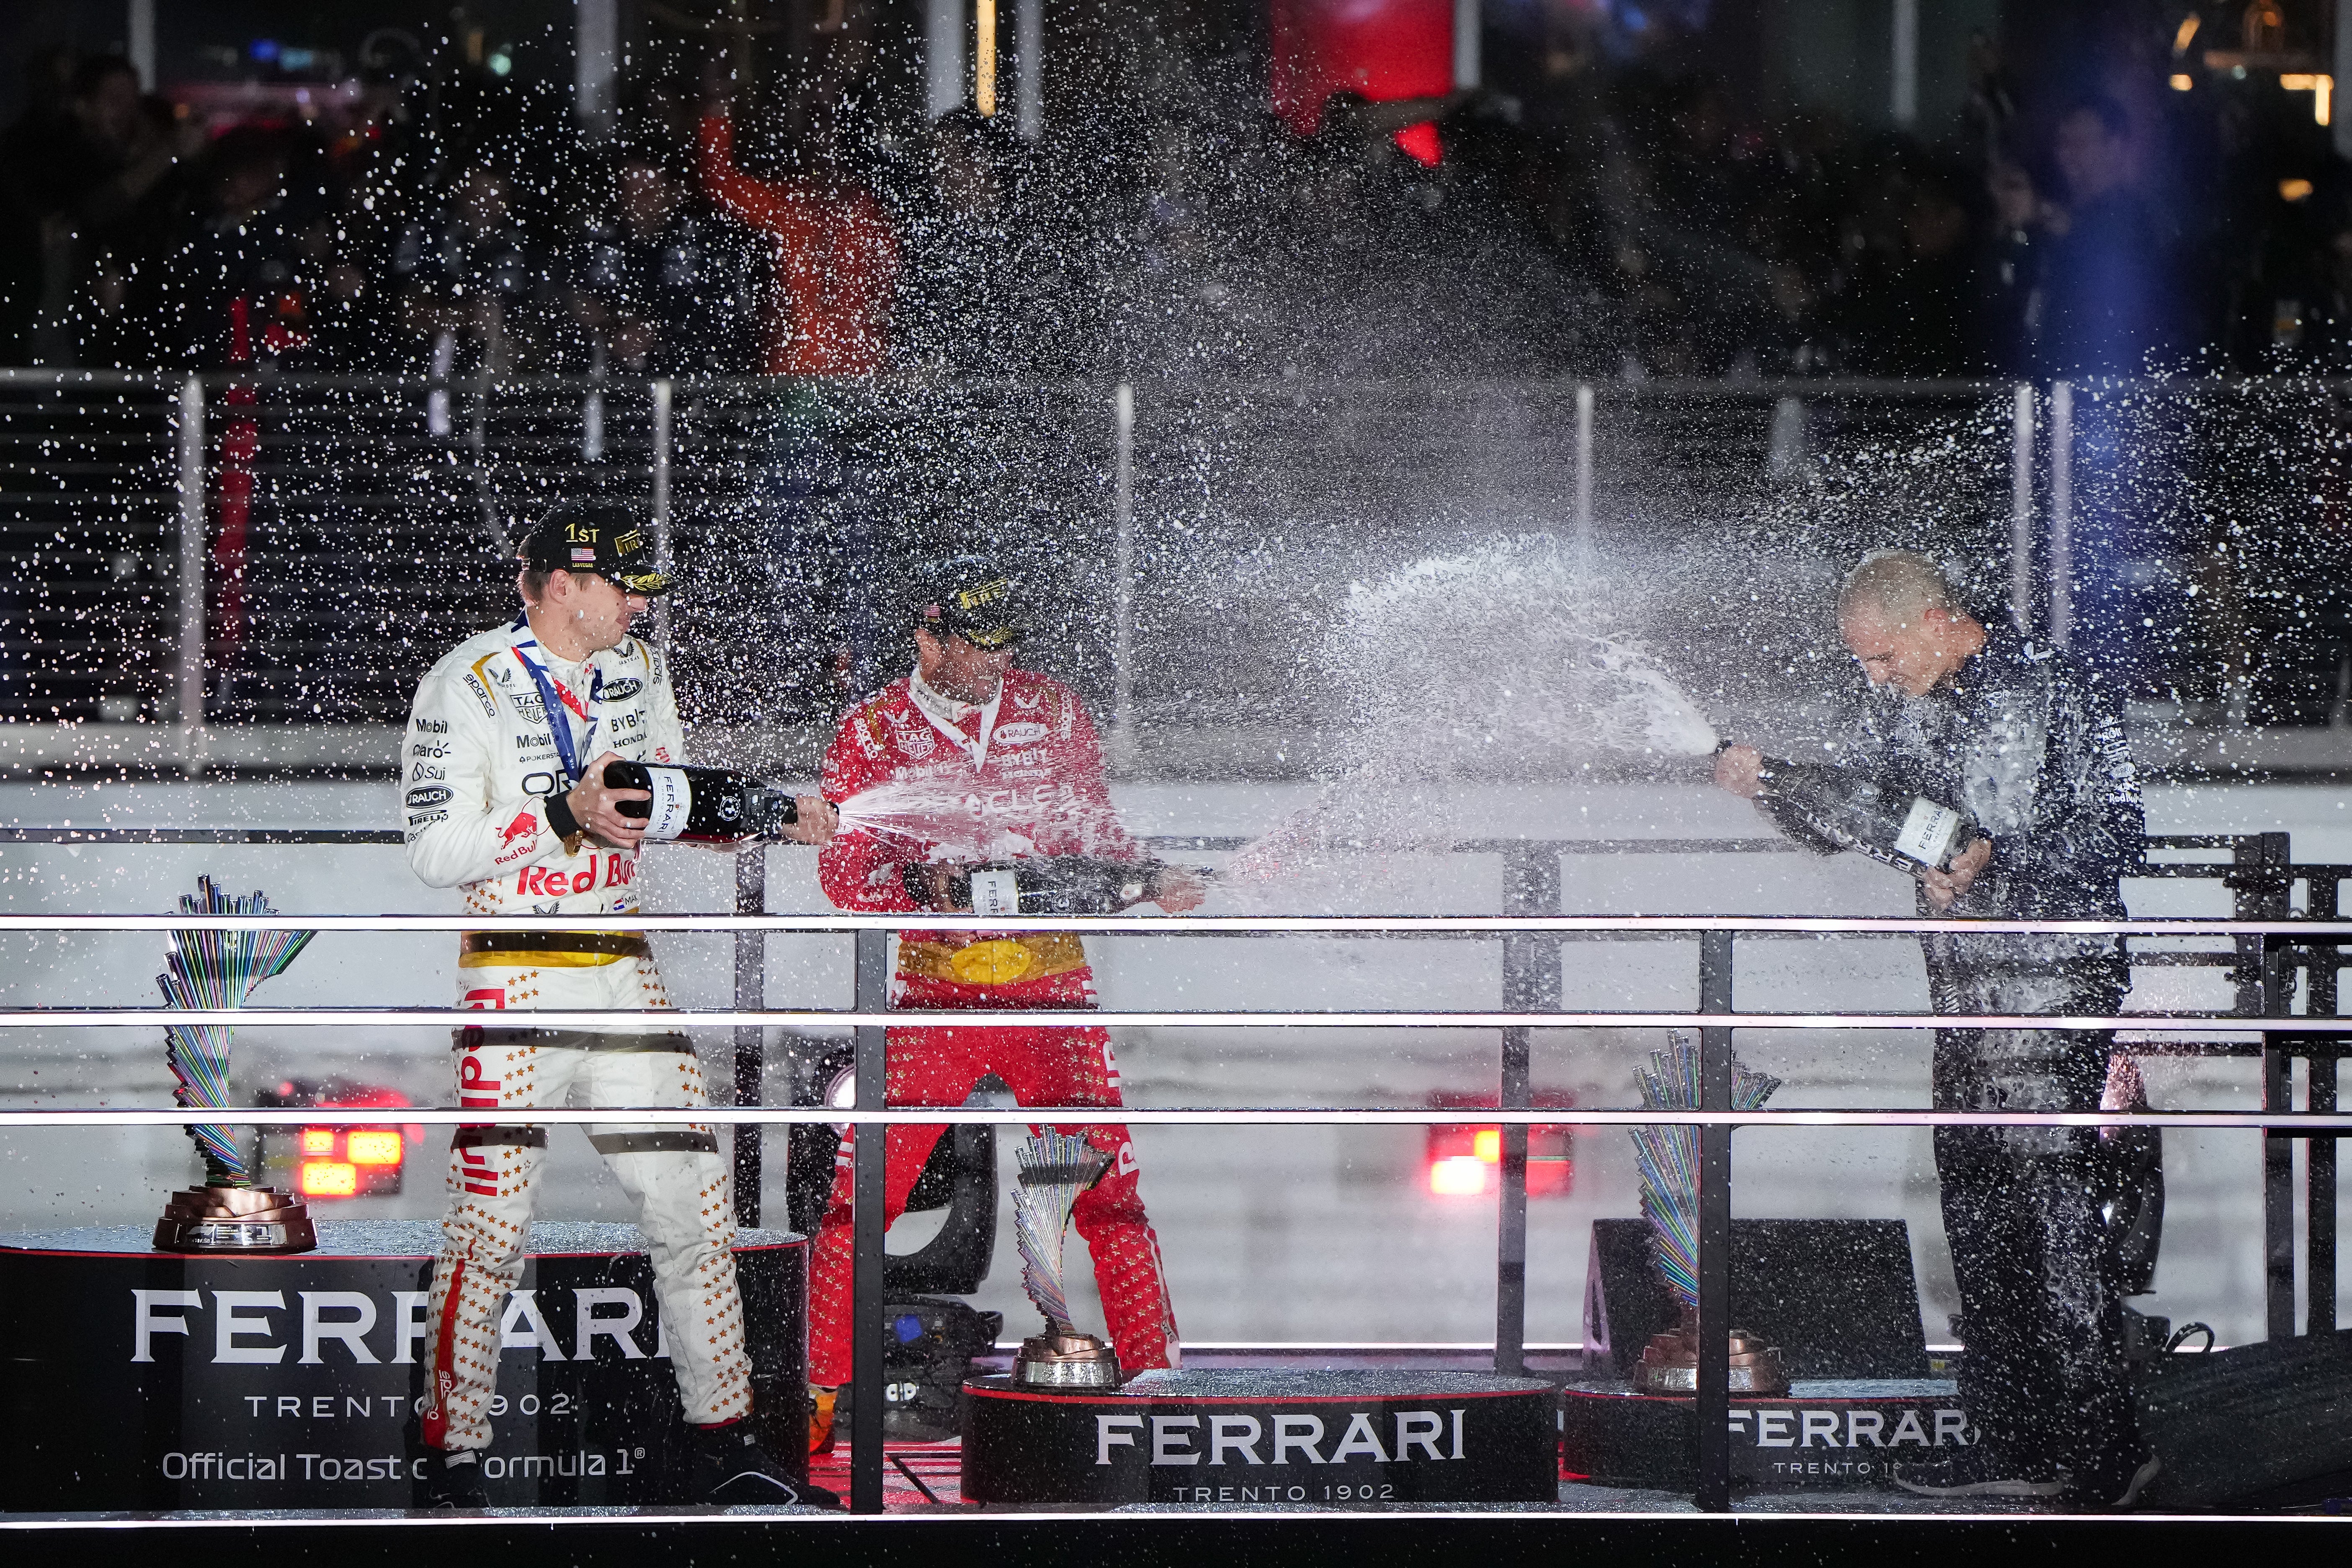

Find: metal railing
[0,825,2345,1515]
[6,370,2352,762]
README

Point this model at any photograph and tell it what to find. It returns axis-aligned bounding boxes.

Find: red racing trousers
[805,964,1179,1387]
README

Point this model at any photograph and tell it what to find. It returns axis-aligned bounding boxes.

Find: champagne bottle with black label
[1755,756,1981,876]
[908,857,1191,914]
[602,761,801,845]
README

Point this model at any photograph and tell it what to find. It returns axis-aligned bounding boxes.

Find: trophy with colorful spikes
[152,877,319,1253]
[1626,1031,1789,1394]
[1009,1131,1123,1388]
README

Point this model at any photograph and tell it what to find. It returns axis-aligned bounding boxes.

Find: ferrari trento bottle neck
[741,786,801,839]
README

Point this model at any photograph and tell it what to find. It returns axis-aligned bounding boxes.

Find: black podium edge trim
[0,1506,2304,1531]
[966,1384,1548,1406]
[0,1502,2318,1568]
[1559,1389,1957,1407]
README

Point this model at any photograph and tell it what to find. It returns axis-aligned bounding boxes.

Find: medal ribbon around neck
[909,667,1002,771]
[510,614,604,786]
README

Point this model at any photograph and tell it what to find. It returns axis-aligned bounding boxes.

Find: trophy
[152,877,319,1254]
[1626,1031,1790,1395]
[1009,1132,1123,1388]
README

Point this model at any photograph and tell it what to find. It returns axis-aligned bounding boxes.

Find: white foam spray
[1325,536,1719,762]
[1227,536,1718,896]
[831,777,1129,861]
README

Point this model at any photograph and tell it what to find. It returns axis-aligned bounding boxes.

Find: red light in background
[299,1161,358,1197]
[1424,1090,1577,1198]
[346,1130,402,1166]
[1527,1148,1573,1197]
[1269,0,1453,141]
[1393,121,1442,166]
[1429,1155,1490,1195]
[261,1084,414,1201]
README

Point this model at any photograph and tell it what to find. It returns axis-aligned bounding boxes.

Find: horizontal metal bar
[0,825,2336,875]
[0,1006,2323,1031]
[3,1106,2348,1130]
[0,366,2321,397]
[0,832,1806,855]
[0,828,405,845]
[3,913,2351,935]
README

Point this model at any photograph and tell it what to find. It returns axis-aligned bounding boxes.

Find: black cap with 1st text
[915,556,1026,649]
[517,500,671,597]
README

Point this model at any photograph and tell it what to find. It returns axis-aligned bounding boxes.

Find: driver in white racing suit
[401,500,837,1507]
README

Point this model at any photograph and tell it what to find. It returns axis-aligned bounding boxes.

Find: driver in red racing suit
[802,558,1202,1445]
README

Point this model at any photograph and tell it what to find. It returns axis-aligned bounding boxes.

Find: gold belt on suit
[458,930,649,968]
[896,932,1087,986]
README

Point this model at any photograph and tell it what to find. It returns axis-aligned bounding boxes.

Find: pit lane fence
[2,368,2347,759]
[0,825,2347,1515]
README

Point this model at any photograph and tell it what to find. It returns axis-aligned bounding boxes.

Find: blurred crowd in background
[6,4,2352,732]
[1,7,2348,384]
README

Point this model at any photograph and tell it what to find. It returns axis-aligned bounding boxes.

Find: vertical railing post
[1694,928,1734,1513]
[1110,381,1137,770]
[650,376,674,654]
[2048,380,2074,651]
[924,0,965,120]
[576,0,618,139]
[1571,383,1594,584]
[1889,0,1918,125]
[732,846,766,1228]
[582,345,607,463]
[129,0,157,89]
[1496,844,1560,1378]
[849,926,890,1514]
[2009,383,2035,634]
[2241,832,2296,1339]
[1766,396,1805,478]
[1014,0,1043,139]
[1452,0,1480,88]
[2264,935,2297,1342]
[174,375,206,777]
[2308,874,2339,1336]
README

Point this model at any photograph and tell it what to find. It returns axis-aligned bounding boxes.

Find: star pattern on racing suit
[1751,624,2146,1482]
[404,618,753,1452]
[804,667,1180,1387]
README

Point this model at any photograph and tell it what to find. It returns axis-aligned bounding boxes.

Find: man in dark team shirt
[1715,549,2155,1508]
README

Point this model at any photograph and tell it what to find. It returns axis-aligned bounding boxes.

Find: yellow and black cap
[517,500,672,597]
[915,556,1027,650]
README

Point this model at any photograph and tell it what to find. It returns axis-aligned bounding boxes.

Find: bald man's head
[1838,550,1957,627]
[1836,551,1984,696]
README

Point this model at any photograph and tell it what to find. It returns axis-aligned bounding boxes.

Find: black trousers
[1925,943,2137,1475]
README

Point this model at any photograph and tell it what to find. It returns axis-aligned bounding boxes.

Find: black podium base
[1560,1378,1970,1491]
[963,1368,1558,1507]
[0,1220,807,1511]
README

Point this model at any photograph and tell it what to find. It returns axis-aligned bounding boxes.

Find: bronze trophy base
[1014,1324,1123,1389]
[1631,1308,1788,1395]
[154,1184,317,1253]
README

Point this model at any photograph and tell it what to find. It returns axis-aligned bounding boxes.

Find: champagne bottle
[1754,757,1982,876]
[910,856,1192,915]
[601,760,802,845]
